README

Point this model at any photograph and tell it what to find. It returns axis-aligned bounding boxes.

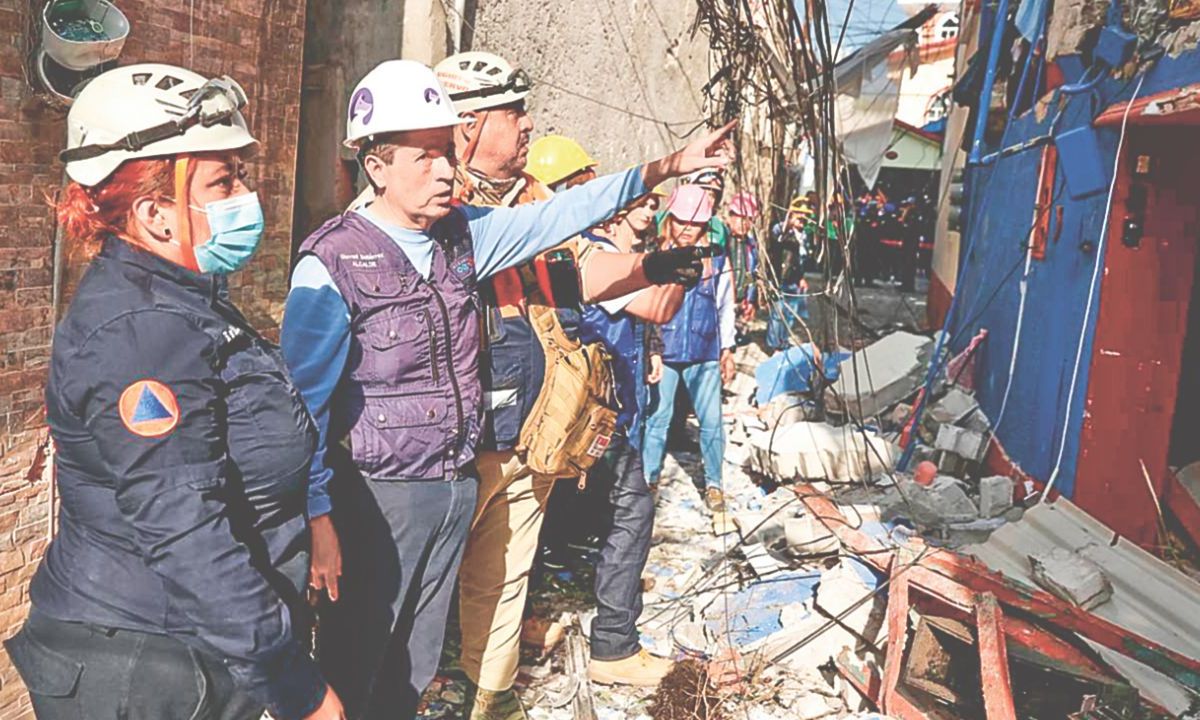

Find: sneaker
[589,649,675,687]
[465,685,527,720]
[704,487,726,513]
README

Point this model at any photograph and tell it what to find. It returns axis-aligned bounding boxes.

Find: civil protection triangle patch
[118,380,180,438]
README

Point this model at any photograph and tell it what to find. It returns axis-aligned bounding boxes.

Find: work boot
[704,487,726,513]
[465,684,527,720]
[520,616,565,655]
[589,649,675,687]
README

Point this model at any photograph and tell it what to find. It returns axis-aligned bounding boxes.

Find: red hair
[55,158,176,260]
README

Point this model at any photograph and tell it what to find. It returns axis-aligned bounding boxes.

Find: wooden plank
[881,557,913,716]
[975,593,1018,720]
[793,484,1200,691]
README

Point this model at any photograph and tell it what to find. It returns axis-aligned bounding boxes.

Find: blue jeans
[642,361,725,489]
[766,286,809,351]
[589,437,655,660]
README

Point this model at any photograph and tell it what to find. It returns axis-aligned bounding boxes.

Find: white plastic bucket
[41,0,130,71]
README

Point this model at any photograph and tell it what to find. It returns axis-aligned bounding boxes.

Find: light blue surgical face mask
[191,192,264,274]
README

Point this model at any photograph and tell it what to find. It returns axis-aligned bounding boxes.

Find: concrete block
[827,332,934,420]
[1029,547,1113,610]
[935,424,986,459]
[926,387,978,426]
[978,475,1014,518]
[899,476,979,526]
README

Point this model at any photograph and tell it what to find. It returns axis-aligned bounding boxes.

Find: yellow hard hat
[788,196,812,214]
[650,183,670,197]
[526,135,598,187]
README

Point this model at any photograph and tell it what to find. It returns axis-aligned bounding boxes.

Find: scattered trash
[754,344,846,406]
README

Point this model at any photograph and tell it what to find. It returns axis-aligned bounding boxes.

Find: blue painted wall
[948,43,1200,500]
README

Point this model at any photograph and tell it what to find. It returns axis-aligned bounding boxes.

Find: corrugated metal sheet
[965,499,1200,715]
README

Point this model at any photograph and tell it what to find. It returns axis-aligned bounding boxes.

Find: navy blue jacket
[33,238,325,720]
[578,234,648,449]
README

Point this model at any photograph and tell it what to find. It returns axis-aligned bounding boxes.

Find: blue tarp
[754,344,849,406]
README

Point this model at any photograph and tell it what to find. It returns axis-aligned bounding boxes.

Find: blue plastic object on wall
[1096,25,1137,69]
[1055,125,1109,199]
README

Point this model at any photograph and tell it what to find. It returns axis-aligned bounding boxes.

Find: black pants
[5,611,260,720]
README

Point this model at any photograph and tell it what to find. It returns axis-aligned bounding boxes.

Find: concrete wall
[467,0,712,174]
[292,0,455,243]
[0,2,307,715]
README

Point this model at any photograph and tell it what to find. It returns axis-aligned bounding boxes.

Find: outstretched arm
[465,121,737,280]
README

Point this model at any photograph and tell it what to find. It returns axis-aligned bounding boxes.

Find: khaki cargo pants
[458,449,559,692]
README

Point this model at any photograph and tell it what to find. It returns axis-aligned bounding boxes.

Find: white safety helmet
[62,64,257,187]
[434,51,532,114]
[344,60,467,149]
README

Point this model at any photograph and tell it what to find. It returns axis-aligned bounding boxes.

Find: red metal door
[1075,128,1200,548]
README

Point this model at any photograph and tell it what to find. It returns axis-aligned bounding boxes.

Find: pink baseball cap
[728,192,760,218]
[665,184,715,224]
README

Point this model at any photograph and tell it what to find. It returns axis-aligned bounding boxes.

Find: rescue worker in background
[434,51,703,718]
[656,169,730,249]
[527,133,598,190]
[642,185,737,513]
[577,194,686,689]
[766,198,812,352]
[280,59,731,720]
[8,64,342,720]
[725,192,760,326]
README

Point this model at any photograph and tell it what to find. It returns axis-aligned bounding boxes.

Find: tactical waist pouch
[518,304,617,481]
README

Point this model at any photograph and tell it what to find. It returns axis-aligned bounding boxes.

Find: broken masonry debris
[1029,547,1114,610]
[978,474,1015,518]
[826,331,934,421]
[898,475,980,526]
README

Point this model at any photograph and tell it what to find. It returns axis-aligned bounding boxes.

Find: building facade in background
[931,0,1200,550]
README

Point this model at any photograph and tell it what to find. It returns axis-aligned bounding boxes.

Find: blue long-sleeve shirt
[281,168,648,517]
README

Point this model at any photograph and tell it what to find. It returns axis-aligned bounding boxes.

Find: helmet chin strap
[173,155,201,272]
[461,111,488,171]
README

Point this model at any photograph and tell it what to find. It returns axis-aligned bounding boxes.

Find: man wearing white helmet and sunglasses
[279,58,735,719]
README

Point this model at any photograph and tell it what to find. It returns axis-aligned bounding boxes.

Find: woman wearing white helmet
[280,58,734,719]
[5,64,343,720]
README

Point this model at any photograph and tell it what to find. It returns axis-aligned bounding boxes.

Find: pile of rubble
[418,330,1200,719]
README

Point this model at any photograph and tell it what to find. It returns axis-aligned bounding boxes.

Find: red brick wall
[0,2,307,716]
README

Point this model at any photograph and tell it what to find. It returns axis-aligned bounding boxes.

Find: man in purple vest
[279,59,735,720]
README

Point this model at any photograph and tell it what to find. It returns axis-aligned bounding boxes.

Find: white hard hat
[344,60,468,149]
[62,63,257,187]
[434,51,531,114]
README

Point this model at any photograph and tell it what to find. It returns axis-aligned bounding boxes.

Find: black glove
[643,246,707,288]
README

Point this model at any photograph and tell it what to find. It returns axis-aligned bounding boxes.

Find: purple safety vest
[299,210,482,480]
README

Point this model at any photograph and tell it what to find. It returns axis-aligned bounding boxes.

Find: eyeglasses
[447,69,532,104]
[61,76,249,164]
